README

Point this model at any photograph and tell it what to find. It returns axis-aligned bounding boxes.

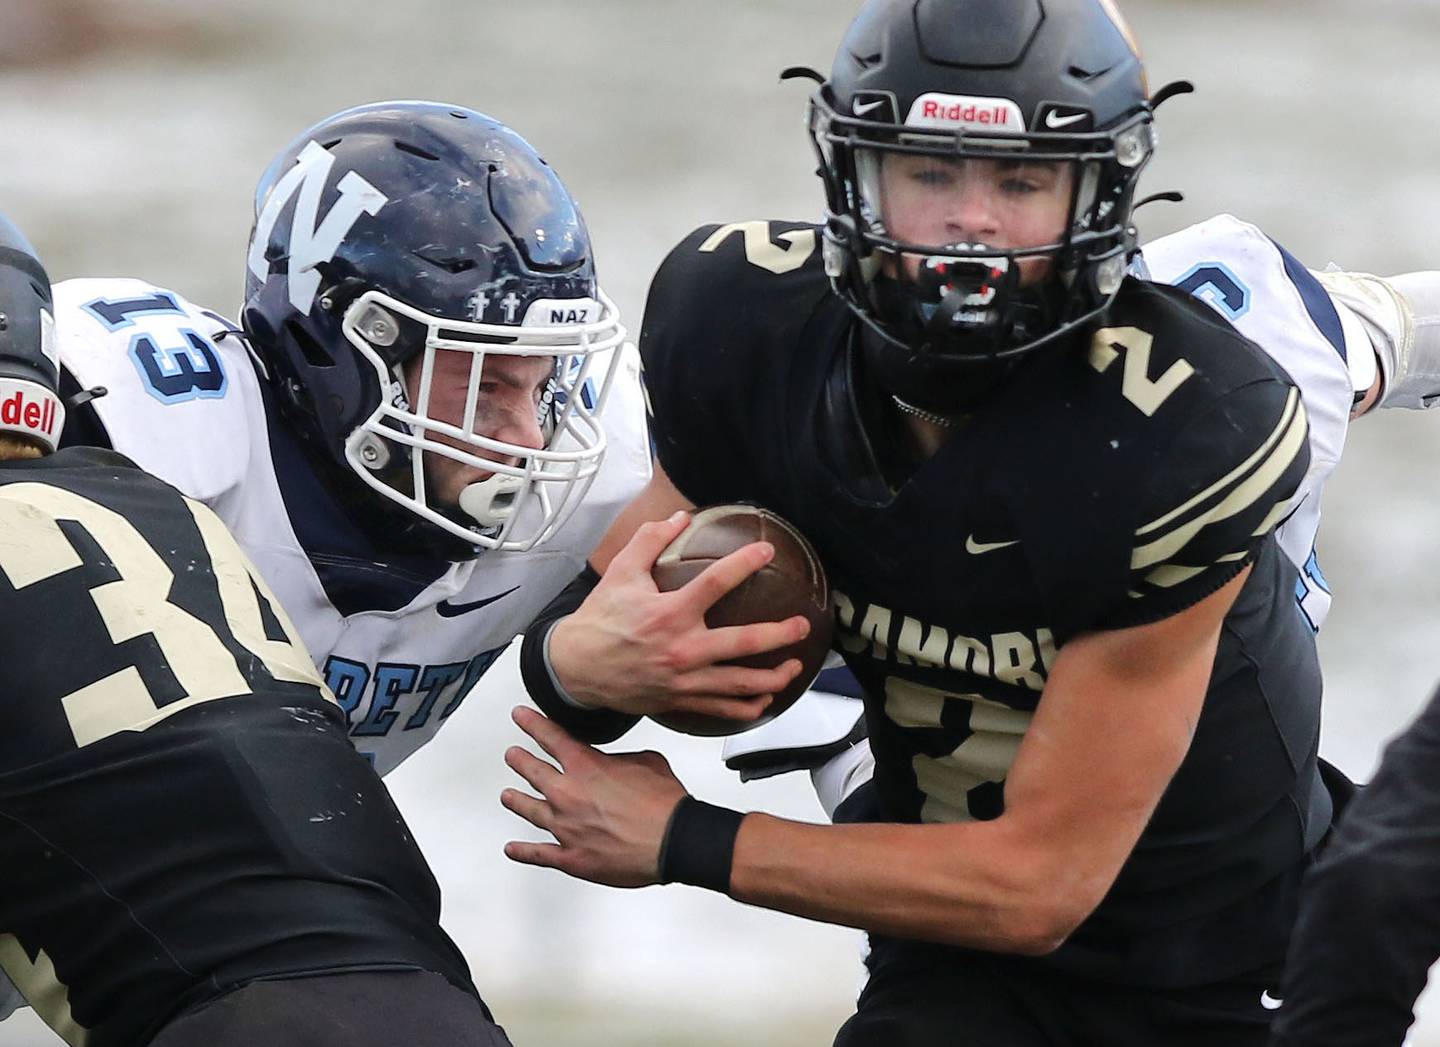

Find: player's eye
[998,162,1060,196]
[999,177,1041,195]
[910,164,957,188]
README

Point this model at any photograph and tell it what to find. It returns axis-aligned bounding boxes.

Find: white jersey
[54,277,651,775]
[1136,213,1359,631]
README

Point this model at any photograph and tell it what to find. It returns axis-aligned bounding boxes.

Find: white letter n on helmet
[246,140,389,315]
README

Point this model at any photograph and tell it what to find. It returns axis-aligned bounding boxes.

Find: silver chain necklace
[891,396,961,428]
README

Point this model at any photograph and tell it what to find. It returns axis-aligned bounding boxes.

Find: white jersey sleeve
[54,277,262,510]
[1137,214,1355,631]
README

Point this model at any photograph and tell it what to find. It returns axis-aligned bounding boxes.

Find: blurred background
[2,0,1439,1043]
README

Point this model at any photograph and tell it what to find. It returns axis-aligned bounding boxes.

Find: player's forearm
[722,598,1228,956]
[727,813,1099,955]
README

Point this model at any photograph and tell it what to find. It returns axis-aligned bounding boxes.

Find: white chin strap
[458,473,526,530]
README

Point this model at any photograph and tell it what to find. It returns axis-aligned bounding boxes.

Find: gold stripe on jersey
[1251,499,1292,538]
[1146,564,1203,590]
[1132,390,1307,572]
[1136,389,1302,540]
[0,936,87,1046]
[1142,563,1208,589]
[1134,549,1247,596]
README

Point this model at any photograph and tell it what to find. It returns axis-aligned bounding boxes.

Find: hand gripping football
[650,504,834,736]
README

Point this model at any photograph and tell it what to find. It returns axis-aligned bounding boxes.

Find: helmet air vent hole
[285,318,335,368]
[394,141,440,161]
[412,251,477,275]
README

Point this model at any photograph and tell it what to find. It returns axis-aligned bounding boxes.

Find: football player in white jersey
[724,211,1440,821]
[52,101,651,777]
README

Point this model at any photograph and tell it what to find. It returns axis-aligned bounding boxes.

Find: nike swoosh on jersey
[964,535,1020,555]
[1260,990,1283,1011]
[435,585,521,618]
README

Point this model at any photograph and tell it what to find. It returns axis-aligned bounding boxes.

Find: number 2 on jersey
[1089,326,1195,417]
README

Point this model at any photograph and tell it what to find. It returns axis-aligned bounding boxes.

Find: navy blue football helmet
[808,0,1156,412]
[242,101,625,557]
[0,213,63,452]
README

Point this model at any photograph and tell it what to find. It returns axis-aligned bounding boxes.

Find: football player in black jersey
[1268,681,1440,1047]
[0,214,510,1046]
[509,0,1328,1044]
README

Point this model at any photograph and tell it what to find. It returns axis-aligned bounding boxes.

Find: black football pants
[833,938,1285,1047]
[148,969,512,1047]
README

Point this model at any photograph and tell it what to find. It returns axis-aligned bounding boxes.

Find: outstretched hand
[502,706,688,888]
[547,510,810,725]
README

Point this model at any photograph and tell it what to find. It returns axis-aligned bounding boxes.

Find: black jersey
[0,447,475,1047]
[1272,688,1440,1047]
[640,221,1327,986]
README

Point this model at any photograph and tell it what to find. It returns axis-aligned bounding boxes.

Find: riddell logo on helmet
[0,381,58,439]
[905,93,1026,133]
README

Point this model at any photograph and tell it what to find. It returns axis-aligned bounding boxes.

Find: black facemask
[858,263,1064,413]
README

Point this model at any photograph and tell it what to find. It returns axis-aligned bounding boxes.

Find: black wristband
[657,797,746,894]
[518,564,640,744]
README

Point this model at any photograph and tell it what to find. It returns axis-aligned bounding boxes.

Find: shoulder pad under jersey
[639,220,833,503]
[645,218,831,350]
[1137,215,1353,612]
[997,279,1310,637]
[55,277,262,504]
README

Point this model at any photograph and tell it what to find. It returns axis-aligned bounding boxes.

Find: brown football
[649,504,833,736]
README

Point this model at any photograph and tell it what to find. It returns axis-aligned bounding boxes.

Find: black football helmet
[242,101,625,558]
[809,0,1156,412]
[0,213,63,452]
